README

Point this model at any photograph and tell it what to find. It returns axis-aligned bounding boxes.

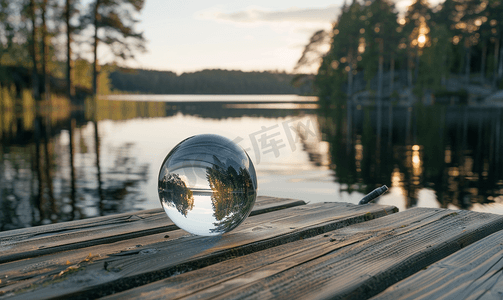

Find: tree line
[108,68,311,94]
[0,0,145,102]
[301,0,503,104]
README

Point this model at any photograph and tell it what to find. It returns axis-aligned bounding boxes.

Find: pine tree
[403,0,433,89]
[81,0,146,95]
[361,0,399,98]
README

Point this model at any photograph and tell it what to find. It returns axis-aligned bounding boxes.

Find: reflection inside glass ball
[158,134,257,236]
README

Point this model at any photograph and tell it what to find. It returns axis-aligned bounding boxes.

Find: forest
[300,0,503,105]
[108,68,310,94]
[0,0,146,102]
[2,0,503,101]
[0,0,310,99]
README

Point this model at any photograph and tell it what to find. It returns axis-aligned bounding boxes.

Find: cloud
[198,5,340,25]
[194,5,340,73]
[198,1,446,26]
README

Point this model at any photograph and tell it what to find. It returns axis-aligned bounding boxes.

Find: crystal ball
[158,134,258,236]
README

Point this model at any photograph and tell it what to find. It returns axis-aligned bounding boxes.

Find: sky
[124,0,441,74]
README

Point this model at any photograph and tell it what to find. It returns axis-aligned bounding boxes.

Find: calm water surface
[1,95,502,231]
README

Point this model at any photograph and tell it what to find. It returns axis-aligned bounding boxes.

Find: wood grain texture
[0,196,304,264]
[102,208,503,300]
[0,196,304,294]
[372,229,503,300]
[0,202,397,299]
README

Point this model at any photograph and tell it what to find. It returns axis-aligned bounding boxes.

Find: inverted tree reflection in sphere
[158,134,257,236]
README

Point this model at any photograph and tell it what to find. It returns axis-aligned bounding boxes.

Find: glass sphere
[158,134,257,236]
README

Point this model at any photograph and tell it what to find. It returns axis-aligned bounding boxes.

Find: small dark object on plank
[359,185,389,205]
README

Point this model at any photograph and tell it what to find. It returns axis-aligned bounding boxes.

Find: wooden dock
[1,196,503,299]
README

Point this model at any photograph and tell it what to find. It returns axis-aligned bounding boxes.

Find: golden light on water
[358,44,366,53]
[445,149,452,163]
[418,34,426,47]
[355,144,363,161]
[355,141,363,173]
[224,103,319,109]
[412,145,422,177]
[391,168,402,188]
[412,154,420,165]
[449,167,460,177]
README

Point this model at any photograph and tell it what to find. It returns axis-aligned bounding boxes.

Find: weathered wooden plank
[0,196,305,294]
[0,196,305,264]
[101,208,503,300]
[0,202,397,299]
[0,196,305,295]
[371,229,503,300]
[0,225,190,296]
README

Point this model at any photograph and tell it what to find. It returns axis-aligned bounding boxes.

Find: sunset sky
[125,0,442,74]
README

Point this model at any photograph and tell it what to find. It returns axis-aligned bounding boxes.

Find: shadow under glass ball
[158,134,258,236]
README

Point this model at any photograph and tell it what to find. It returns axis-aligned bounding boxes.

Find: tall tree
[431,0,458,87]
[362,0,399,98]
[28,0,41,101]
[337,0,363,98]
[65,0,75,101]
[84,0,146,96]
[471,0,490,82]
[420,24,453,89]
[0,0,13,62]
[314,1,360,104]
[459,0,482,84]
[82,0,146,214]
[485,0,503,86]
[294,30,329,74]
[293,30,329,91]
[460,0,503,86]
[0,2,33,94]
[0,0,13,88]
[40,0,50,102]
[403,0,433,87]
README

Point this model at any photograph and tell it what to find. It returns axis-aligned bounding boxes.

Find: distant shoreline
[100,94,318,103]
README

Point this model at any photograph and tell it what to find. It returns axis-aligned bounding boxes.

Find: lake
[1,95,502,231]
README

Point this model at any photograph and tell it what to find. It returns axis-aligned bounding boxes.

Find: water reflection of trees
[0,105,150,231]
[318,103,503,210]
[0,108,60,230]
[159,174,194,217]
[90,98,315,121]
[206,156,256,234]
